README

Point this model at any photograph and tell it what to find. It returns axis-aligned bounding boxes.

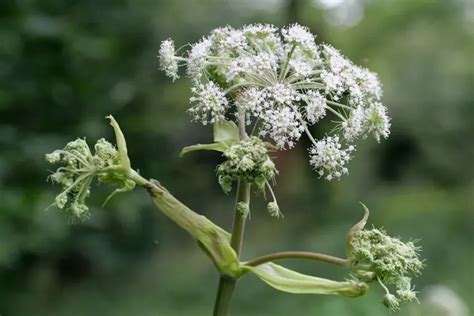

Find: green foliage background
[0,0,472,315]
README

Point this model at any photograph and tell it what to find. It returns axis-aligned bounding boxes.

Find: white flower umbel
[365,102,391,142]
[304,90,326,124]
[309,136,355,180]
[189,82,229,125]
[341,106,365,142]
[159,23,391,180]
[260,106,304,149]
[159,39,180,81]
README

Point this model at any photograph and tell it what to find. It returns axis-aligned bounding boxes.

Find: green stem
[279,44,297,81]
[214,114,250,316]
[213,180,250,316]
[245,251,349,268]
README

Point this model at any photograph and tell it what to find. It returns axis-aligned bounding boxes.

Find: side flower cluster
[349,228,424,311]
[159,23,391,181]
[217,137,276,194]
[46,137,134,220]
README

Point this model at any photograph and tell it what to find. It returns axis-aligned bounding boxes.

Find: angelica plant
[46,24,422,315]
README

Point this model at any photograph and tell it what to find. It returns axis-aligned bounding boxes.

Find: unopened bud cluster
[217,137,276,194]
[46,138,134,220]
[349,228,423,311]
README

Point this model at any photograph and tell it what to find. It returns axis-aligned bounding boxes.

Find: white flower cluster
[189,82,228,125]
[309,136,354,180]
[159,23,391,180]
[158,39,179,82]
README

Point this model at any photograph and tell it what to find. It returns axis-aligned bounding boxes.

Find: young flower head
[217,137,276,194]
[346,205,424,311]
[159,24,391,180]
[46,116,136,220]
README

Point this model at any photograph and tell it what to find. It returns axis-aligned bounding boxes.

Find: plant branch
[245,251,349,268]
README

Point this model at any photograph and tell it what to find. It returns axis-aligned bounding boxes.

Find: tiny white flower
[365,102,391,142]
[188,81,229,125]
[282,23,317,51]
[267,83,300,105]
[342,106,366,142]
[304,90,326,124]
[159,39,179,81]
[309,136,355,180]
[187,38,212,81]
[235,87,266,118]
[260,106,304,149]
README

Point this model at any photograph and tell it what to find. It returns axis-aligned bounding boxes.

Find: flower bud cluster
[349,228,423,311]
[159,23,391,181]
[46,137,134,220]
[217,137,276,194]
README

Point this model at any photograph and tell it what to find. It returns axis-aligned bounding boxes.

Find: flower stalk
[213,180,250,316]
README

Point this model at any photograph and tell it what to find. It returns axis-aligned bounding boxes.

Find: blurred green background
[1,0,473,315]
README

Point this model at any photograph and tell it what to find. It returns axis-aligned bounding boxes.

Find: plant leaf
[243,262,368,297]
[213,120,240,144]
[179,143,228,157]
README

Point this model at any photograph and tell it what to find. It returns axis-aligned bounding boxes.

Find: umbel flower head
[45,116,135,220]
[217,137,276,194]
[346,205,424,311]
[159,23,391,181]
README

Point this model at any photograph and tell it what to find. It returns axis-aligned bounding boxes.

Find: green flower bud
[216,137,277,194]
[237,201,250,218]
[383,293,400,311]
[397,288,418,302]
[55,194,68,209]
[267,201,281,218]
[45,151,61,163]
[353,270,376,282]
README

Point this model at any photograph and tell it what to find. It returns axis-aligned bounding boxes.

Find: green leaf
[213,120,240,144]
[243,262,368,297]
[179,143,228,157]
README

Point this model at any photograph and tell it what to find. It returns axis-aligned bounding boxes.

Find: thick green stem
[213,276,237,316]
[213,180,250,316]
